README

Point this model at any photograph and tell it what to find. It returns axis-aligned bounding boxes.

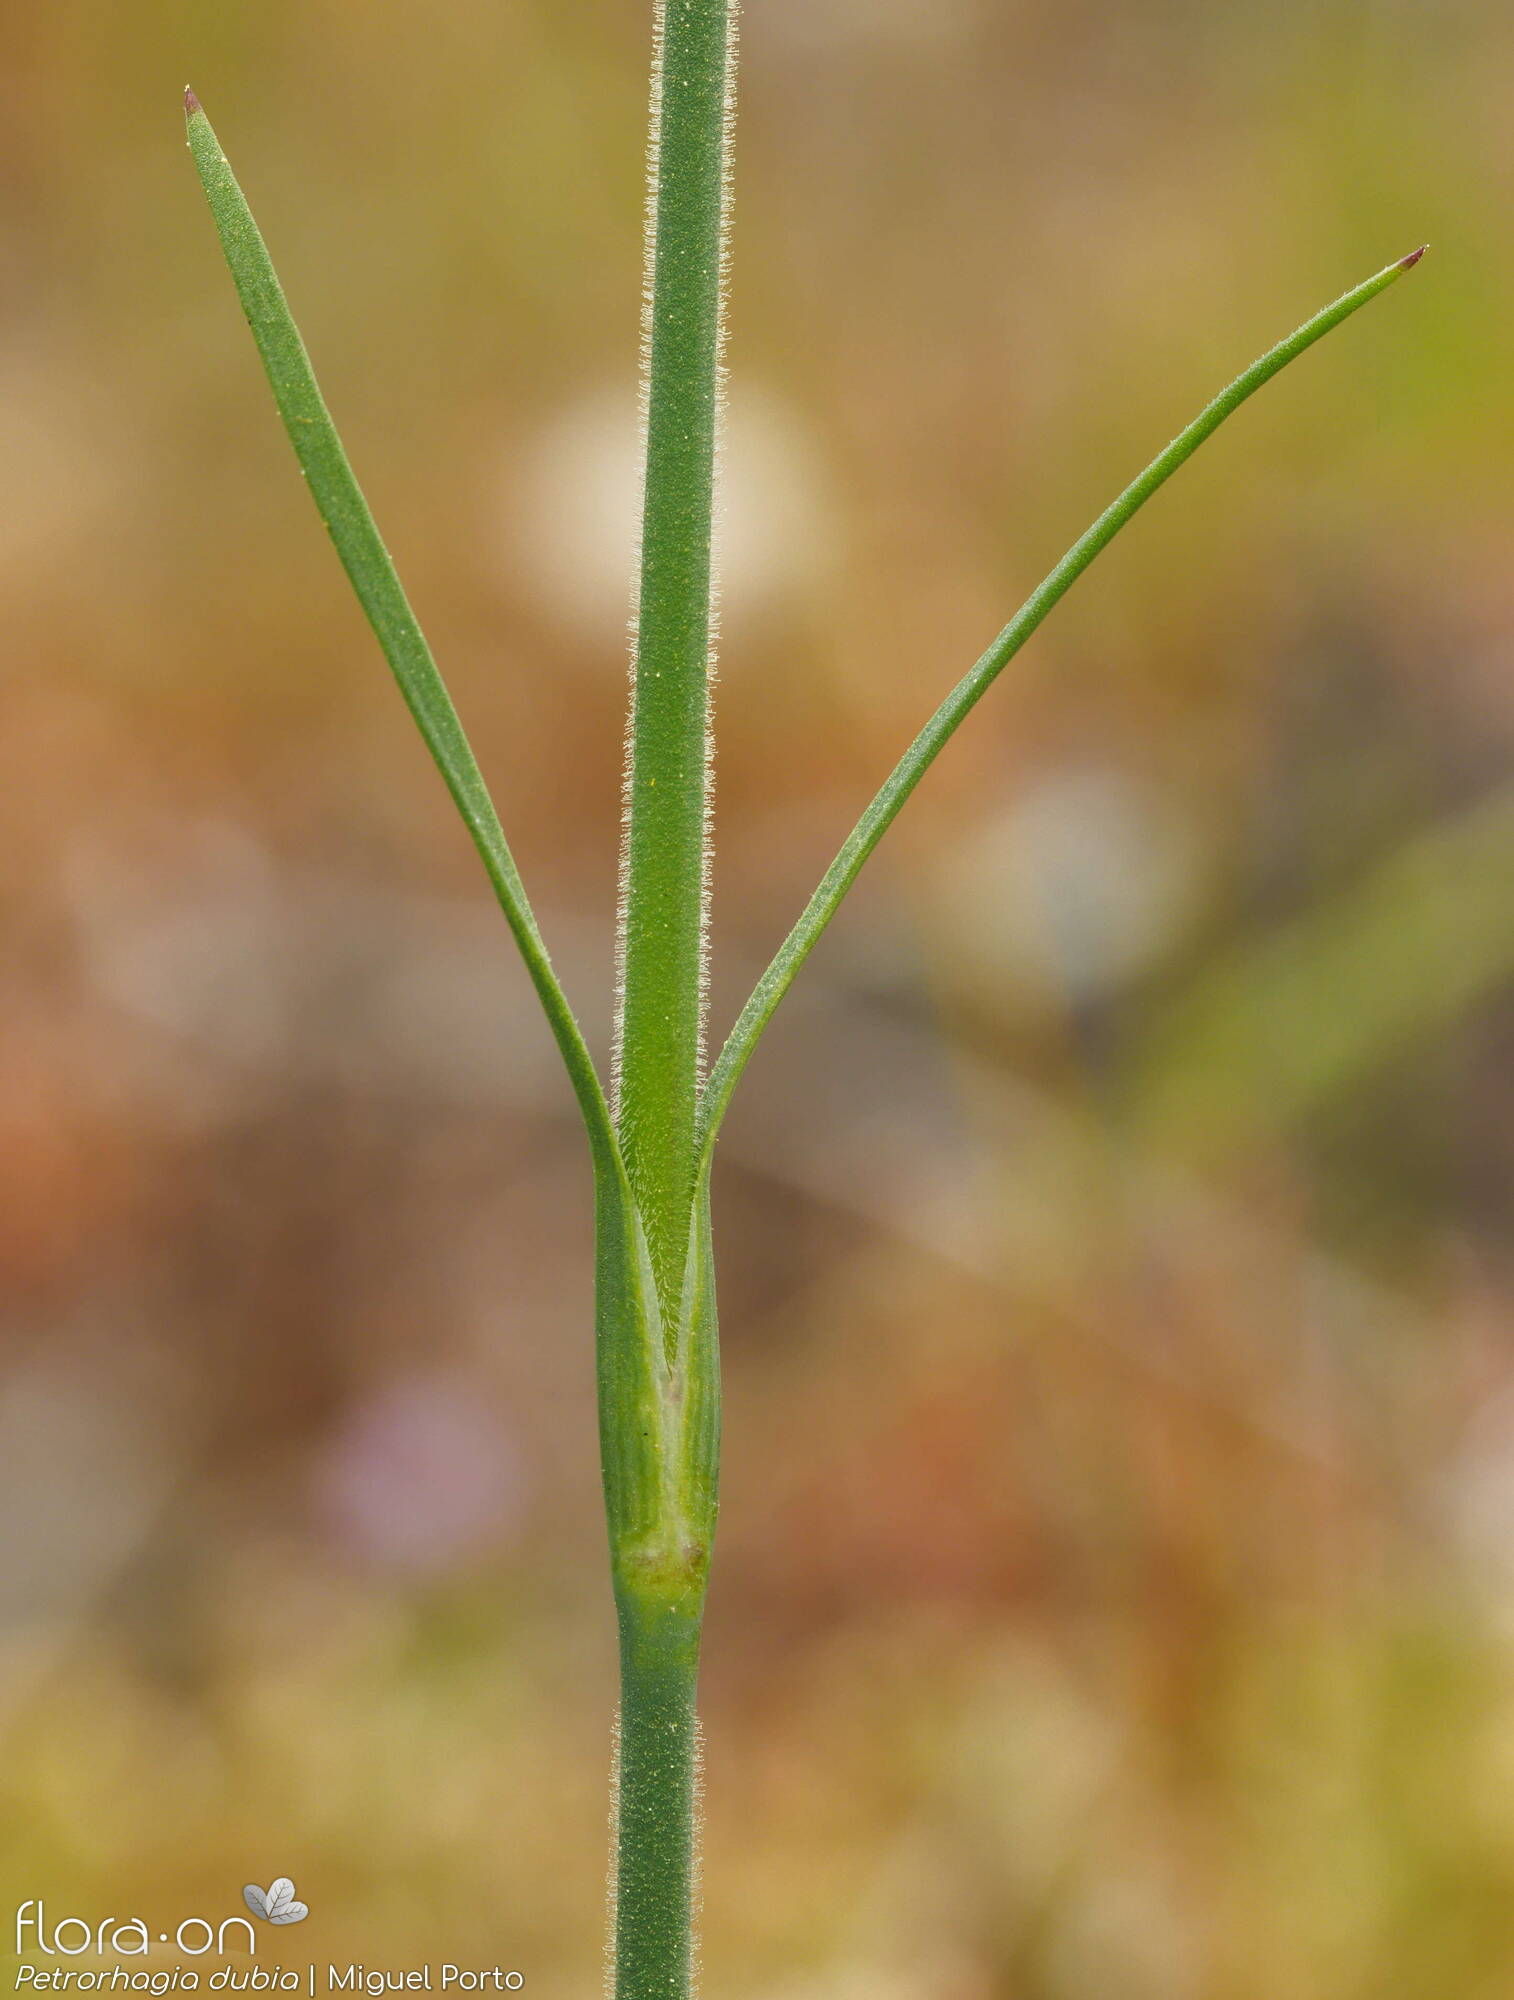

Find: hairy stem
[616,0,737,1312]
[611,1607,704,2000]
[605,4,736,1991]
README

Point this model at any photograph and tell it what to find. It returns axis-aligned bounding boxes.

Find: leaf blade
[695,249,1427,1163]
[184,91,620,1175]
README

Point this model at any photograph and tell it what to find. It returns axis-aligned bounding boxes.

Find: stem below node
[612,1603,704,2000]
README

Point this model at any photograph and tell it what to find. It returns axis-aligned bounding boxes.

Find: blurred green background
[1,0,1512,1994]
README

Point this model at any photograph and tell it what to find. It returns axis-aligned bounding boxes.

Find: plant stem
[616,0,737,1314]
[598,1160,720,2000]
[606,2,735,1988]
[612,1605,704,2000]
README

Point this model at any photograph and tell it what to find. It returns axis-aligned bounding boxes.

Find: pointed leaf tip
[184,86,201,117]
[1399,244,1428,270]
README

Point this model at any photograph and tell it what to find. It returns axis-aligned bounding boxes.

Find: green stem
[612,1605,704,2000]
[616,0,737,1314]
[605,4,735,1983]
[597,1157,720,2000]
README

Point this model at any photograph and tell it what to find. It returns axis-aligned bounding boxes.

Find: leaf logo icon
[243,1879,309,1926]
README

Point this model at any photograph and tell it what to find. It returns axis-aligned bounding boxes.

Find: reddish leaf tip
[184,85,202,117]
[1399,244,1428,270]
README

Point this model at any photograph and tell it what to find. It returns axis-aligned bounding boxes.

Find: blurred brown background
[1,0,1511,1994]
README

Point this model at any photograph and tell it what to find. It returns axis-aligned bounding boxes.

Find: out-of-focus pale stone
[501,383,830,653]
[935,765,1205,1007]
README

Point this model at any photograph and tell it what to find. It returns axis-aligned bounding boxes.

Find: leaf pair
[184,90,1424,1193]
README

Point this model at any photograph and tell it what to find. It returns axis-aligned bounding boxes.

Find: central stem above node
[615,0,738,1319]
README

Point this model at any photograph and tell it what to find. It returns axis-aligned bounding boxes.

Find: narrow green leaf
[183,90,620,1175]
[695,248,1429,1165]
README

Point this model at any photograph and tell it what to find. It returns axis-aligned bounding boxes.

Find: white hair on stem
[690,1710,706,1996]
[603,1702,622,2000]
